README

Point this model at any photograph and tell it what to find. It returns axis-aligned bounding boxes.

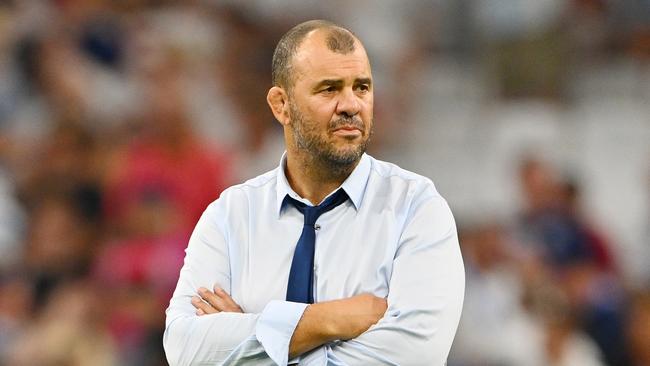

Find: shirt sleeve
[313,188,465,366]
[163,200,307,366]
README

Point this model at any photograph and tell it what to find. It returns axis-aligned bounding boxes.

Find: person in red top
[103,71,232,236]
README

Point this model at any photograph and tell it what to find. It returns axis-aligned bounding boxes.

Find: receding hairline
[271,20,363,90]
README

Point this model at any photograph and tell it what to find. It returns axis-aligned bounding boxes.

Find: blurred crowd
[0,1,648,365]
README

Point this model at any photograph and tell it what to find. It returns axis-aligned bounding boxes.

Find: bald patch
[271,20,359,90]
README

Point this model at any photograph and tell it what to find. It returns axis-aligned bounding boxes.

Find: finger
[198,287,231,312]
[214,287,243,312]
[191,295,217,315]
[191,295,215,315]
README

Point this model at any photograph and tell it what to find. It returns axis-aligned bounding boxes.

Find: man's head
[267,20,373,173]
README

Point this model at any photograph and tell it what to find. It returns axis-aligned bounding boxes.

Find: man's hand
[192,286,243,315]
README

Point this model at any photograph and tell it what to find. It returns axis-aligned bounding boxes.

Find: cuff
[256,300,308,366]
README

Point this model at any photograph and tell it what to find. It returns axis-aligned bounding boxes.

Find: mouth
[332,126,363,138]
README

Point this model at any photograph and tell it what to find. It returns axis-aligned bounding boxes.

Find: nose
[335,88,361,118]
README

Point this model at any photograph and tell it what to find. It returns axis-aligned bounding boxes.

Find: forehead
[292,29,371,84]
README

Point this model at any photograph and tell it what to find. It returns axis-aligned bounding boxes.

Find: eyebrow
[313,79,343,90]
[313,77,372,90]
[354,78,372,86]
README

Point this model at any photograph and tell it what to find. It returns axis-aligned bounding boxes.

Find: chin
[325,146,365,166]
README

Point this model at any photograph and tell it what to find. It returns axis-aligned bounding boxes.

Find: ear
[267,86,290,126]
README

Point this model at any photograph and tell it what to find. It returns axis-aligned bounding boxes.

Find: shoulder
[199,168,279,235]
[206,168,278,212]
[367,157,456,239]
[229,168,278,194]
[367,156,441,200]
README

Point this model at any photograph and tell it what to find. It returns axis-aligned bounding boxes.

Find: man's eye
[322,86,336,93]
[356,84,369,92]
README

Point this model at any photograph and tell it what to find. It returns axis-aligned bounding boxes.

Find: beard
[289,102,372,171]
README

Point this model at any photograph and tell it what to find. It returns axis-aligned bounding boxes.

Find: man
[164,20,464,365]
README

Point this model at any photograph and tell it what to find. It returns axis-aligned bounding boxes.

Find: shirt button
[314,224,321,230]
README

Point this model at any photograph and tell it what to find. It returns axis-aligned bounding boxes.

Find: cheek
[362,97,373,116]
[316,99,338,117]
[362,102,373,126]
[310,105,337,127]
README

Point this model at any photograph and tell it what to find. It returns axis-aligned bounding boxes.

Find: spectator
[7,280,117,366]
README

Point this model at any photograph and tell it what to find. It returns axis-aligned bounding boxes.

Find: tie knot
[286,189,349,226]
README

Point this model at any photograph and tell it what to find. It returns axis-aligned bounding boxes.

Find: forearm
[326,304,462,365]
[323,277,464,366]
[164,307,262,365]
[289,294,388,358]
[169,293,311,366]
[288,301,341,358]
[290,292,461,365]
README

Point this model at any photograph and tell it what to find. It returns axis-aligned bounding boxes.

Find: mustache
[328,117,365,132]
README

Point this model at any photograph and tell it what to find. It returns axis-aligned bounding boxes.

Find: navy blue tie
[285,189,349,303]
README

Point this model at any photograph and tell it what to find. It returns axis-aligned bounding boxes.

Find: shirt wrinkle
[163,153,464,366]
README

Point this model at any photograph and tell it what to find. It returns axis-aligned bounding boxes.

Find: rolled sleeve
[256,300,309,365]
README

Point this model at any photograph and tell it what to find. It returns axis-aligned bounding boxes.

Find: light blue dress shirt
[164,153,465,366]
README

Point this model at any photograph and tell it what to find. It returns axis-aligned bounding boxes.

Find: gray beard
[290,105,371,176]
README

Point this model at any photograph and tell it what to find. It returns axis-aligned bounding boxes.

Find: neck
[285,150,359,205]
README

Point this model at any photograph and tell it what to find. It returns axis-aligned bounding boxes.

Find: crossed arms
[192,287,388,359]
[163,193,465,365]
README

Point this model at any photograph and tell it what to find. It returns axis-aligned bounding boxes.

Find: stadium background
[0,0,648,365]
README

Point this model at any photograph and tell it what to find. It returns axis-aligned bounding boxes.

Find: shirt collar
[275,152,371,217]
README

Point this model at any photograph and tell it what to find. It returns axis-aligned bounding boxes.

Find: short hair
[271,20,357,90]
